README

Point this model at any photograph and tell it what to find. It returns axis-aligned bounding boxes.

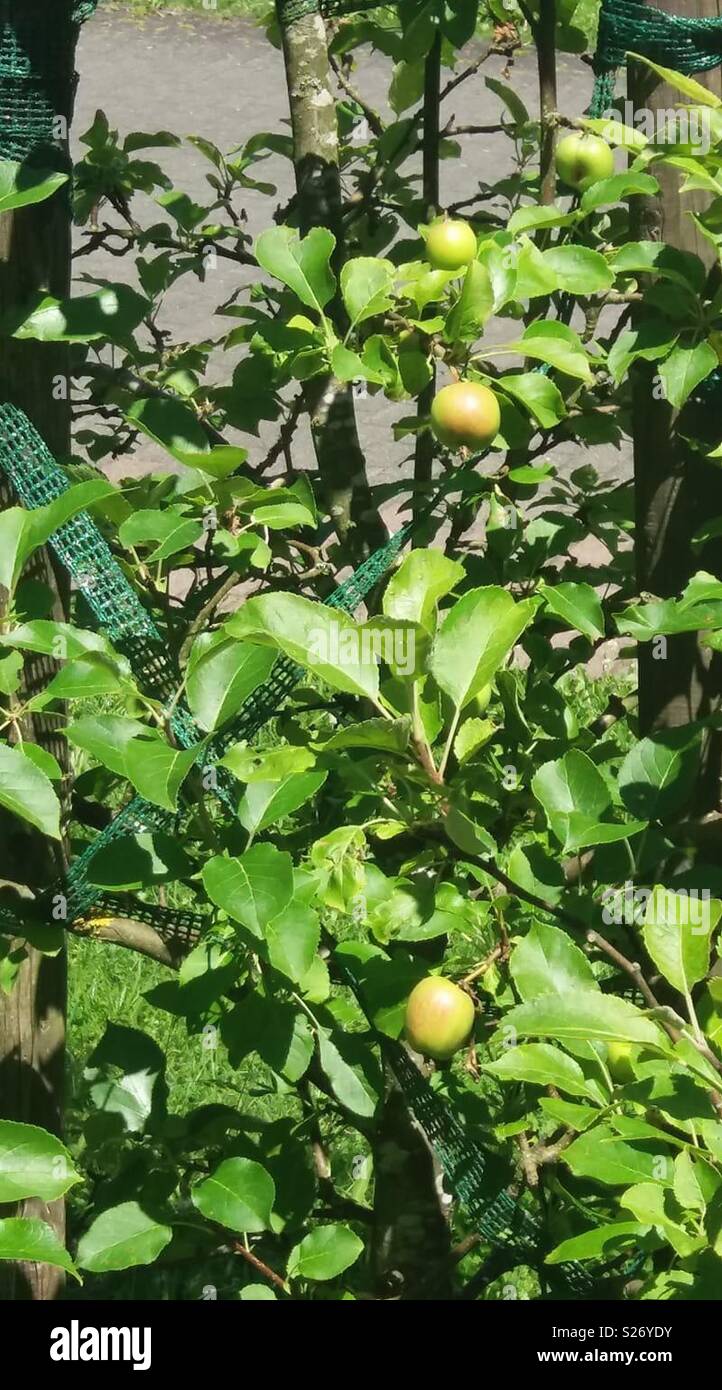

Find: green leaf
[11,284,150,343]
[118,508,202,562]
[509,922,598,1000]
[341,257,395,330]
[444,260,494,341]
[86,1024,167,1134]
[317,716,411,755]
[508,204,577,235]
[538,245,614,295]
[123,734,199,811]
[627,52,722,108]
[66,714,147,777]
[430,586,537,715]
[642,886,720,995]
[657,341,717,407]
[255,226,336,314]
[618,728,701,821]
[221,995,313,1082]
[0,479,114,594]
[0,160,68,212]
[202,845,294,939]
[287,1224,363,1282]
[0,619,115,662]
[0,1218,79,1280]
[513,321,592,382]
[620,1182,700,1256]
[126,395,247,475]
[389,58,425,113]
[0,744,61,839]
[497,992,669,1049]
[186,634,276,733]
[43,652,133,702]
[227,592,379,701]
[192,1157,275,1233]
[532,750,644,852]
[580,170,659,211]
[318,1028,380,1118]
[546,1222,643,1265]
[0,1121,80,1202]
[484,74,529,126]
[221,743,316,782]
[485,1043,601,1100]
[539,581,604,641]
[499,372,567,429]
[565,1126,672,1188]
[85,831,193,891]
[265,903,321,984]
[76,1201,172,1273]
[383,549,463,633]
[238,770,327,838]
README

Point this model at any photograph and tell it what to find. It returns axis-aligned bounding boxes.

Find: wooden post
[629,0,722,809]
[0,0,80,1300]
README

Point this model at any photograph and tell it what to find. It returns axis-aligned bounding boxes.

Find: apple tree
[4,0,722,1302]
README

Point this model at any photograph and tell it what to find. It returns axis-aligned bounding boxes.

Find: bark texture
[371,1075,453,1300]
[629,0,722,810]
[0,2,77,1300]
[277,3,385,562]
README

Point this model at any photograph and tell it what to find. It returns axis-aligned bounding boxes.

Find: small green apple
[405,976,475,1061]
[430,381,501,451]
[555,132,614,191]
[424,216,478,272]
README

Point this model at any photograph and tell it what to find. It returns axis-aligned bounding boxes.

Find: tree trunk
[0,0,82,1300]
[276,0,385,564]
[536,0,558,204]
[629,0,722,809]
[412,31,441,535]
[371,1077,453,1300]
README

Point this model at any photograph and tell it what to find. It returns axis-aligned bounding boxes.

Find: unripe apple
[607,1040,637,1084]
[555,132,614,191]
[424,216,478,272]
[430,381,501,451]
[404,976,475,1061]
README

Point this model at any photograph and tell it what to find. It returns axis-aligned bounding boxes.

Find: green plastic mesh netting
[0,1,99,164]
[591,0,722,117]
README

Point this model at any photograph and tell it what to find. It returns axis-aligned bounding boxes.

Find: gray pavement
[73,10,631,499]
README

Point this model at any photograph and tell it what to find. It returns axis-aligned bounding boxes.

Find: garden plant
[4,0,722,1304]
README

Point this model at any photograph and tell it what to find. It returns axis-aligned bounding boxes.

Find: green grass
[67,937,243,1115]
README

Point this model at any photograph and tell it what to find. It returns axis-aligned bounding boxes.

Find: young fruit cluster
[422,215,500,452]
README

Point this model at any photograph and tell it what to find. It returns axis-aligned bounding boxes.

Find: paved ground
[73,10,631,499]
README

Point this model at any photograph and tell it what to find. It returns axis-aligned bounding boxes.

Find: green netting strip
[0,1,97,164]
[597,0,722,76]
